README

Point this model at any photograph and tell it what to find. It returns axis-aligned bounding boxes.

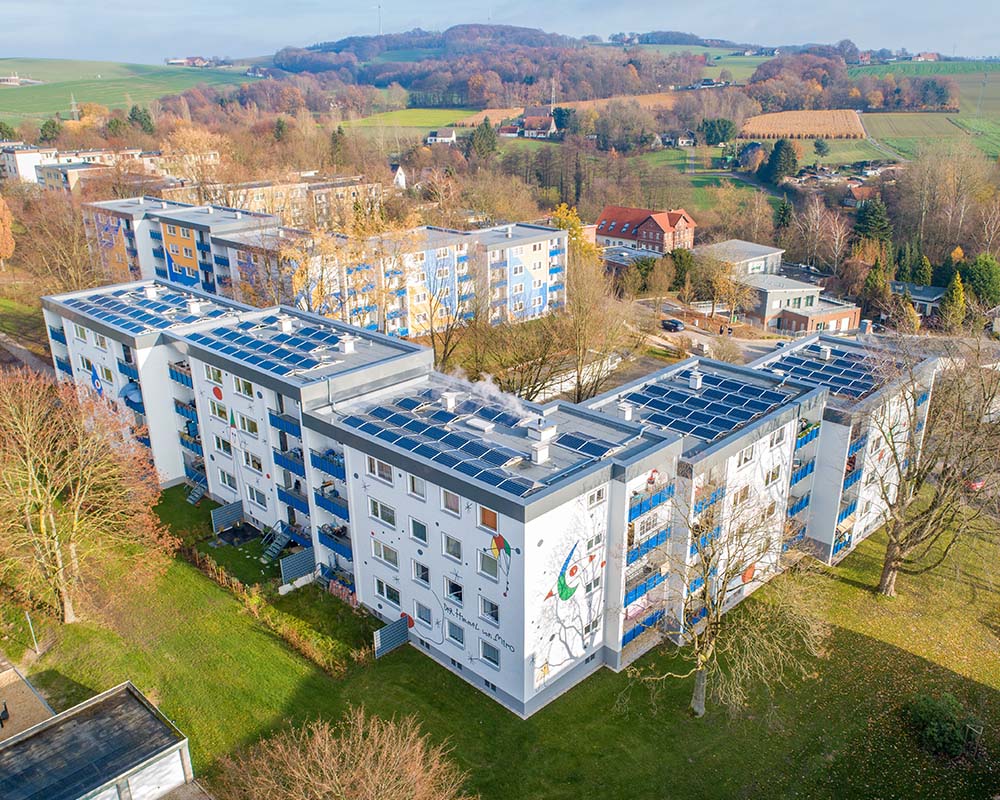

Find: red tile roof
[595,205,696,240]
[523,116,554,131]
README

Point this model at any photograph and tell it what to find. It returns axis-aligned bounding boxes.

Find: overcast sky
[2,0,996,63]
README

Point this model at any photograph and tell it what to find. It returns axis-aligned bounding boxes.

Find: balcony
[179,432,203,457]
[273,448,306,478]
[154,267,168,279]
[152,246,165,259]
[268,410,301,438]
[48,326,67,346]
[549,281,564,292]
[833,533,853,556]
[184,460,207,486]
[174,398,198,422]
[842,468,863,491]
[795,422,821,450]
[123,395,145,415]
[624,568,666,607]
[168,361,193,388]
[622,609,664,648]
[916,390,929,406]
[837,499,858,525]
[548,264,564,275]
[693,484,725,515]
[848,434,868,457]
[318,524,353,560]
[117,359,139,380]
[689,524,721,557]
[149,230,162,241]
[214,254,230,268]
[55,356,72,376]
[314,489,350,521]
[790,460,815,487]
[311,449,346,481]
[196,241,211,253]
[280,520,312,548]
[549,247,565,258]
[788,493,811,517]
[125,247,138,258]
[628,482,674,522]
[627,527,670,565]
[136,434,151,449]
[277,485,310,516]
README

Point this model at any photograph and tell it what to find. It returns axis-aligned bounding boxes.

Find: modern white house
[41,281,937,716]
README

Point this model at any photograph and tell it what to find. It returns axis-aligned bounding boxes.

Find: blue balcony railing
[916,390,929,406]
[833,534,853,556]
[117,359,139,380]
[843,468,863,491]
[624,571,666,606]
[693,486,725,515]
[151,246,164,259]
[48,326,67,345]
[622,609,664,647]
[549,247,565,257]
[549,281,564,292]
[125,247,138,258]
[168,363,193,388]
[55,356,72,376]
[548,264,564,274]
[277,486,310,516]
[136,434,151,448]
[314,490,350,521]
[788,493,811,517]
[123,395,145,415]
[268,410,301,438]
[628,483,674,522]
[790,460,815,487]
[149,230,162,241]
[173,399,198,422]
[689,525,721,557]
[184,462,207,486]
[196,241,211,253]
[273,449,306,478]
[837,499,858,524]
[318,529,353,560]
[154,267,168,279]
[848,434,868,457]
[310,450,346,481]
[214,254,230,268]
[627,528,671,565]
[179,433,203,457]
[280,521,312,548]
[796,424,821,450]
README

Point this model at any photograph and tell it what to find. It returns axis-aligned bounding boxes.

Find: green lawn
[344,108,470,129]
[4,489,998,797]
[0,58,254,122]
[0,295,48,355]
[609,44,774,83]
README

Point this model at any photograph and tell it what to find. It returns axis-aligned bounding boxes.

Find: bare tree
[215,707,474,800]
[826,210,853,272]
[0,369,177,623]
[866,336,1000,597]
[976,194,1000,257]
[792,195,831,269]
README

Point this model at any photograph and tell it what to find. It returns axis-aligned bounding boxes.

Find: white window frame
[368,497,397,527]
[478,550,498,580]
[737,445,754,468]
[480,596,500,625]
[204,364,222,384]
[447,620,464,647]
[414,601,432,627]
[375,577,400,607]
[770,428,786,448]
[94,333,107,350]
[219,469,237,490]
[366,455,393,485]
[233,376,253,398]
[412,560,430,586]
[243,451,262,473]
[410,517,428,544]
[245,485,267,508]
[765,465,781,486]
[99,364,114,383]
[445,578,463,606]
[408,474,426,499]
[442,489,461,517]
[238,413,259,437]
[213,435,232,457]
[443,534,462,562]
[478,505,498,532]
[480,640,501,668]
[73,323,87,342]
[372,539,399,568]
[587,487,607,507]
[585,576,601,595]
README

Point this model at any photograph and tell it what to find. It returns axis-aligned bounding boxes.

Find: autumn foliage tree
[216,707,474,800]
[0,194,14,271]
[0,369,177,623]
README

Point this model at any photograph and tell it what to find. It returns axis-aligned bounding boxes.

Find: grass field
[458,91,679,127]
[343,108,470,129]
[0,58,253,122]
[4,487,998,797]
[614,44,774,83]
[0,296,48,356]
[861,112,967,158]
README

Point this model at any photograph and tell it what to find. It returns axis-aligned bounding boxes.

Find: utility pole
[374,3,382,36]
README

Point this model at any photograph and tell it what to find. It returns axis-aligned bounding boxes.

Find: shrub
[904,692,976,757]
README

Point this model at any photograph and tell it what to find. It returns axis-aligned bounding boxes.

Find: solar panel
[396,397,422,411]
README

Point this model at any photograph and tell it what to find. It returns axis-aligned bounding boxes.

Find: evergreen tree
[0,120,15,141]
[774,197,793,231]
[330,125,345,166]
[38,118,62,144]
[471,117,498,159]
[671,248,695,290]
[861,258,891,316]
[939,272,967,332]
[814,138,830,157]
[960,253,1000,307]
[127,105,155,134]
[274,116,288,141]
[854,198,893,244]
[763,139,798,184]
[933,253,956,289]
[914,256,933,286]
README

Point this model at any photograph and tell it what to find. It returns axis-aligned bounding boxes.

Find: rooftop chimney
[137,197,144,205]
[186,299,202,315]
[527,415,557,442]
[279,317,295,333]
[338,335,356,354]
[160,202,167,209]
[441,391,460,412]
[143,284,160,300]
[858,319,873,339]
[531,442,550,465]
[505,225,513,239]
[689,370,703,391]
[235,211,242,220]
[618,401,634,422]
[819,345,833,361]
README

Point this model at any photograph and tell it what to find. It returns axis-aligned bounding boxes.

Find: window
[512,301,524,312]
[246,486,267,508]
[766,500,777,517]
[478,550,498,579]
[478,506,498,532]
[442,489,461,516]
[243,451,262,472]
[99,365,113,383]
[169,244,179,255]
[445,578,463,605]
[765,466,781,486]
[166,225,177,235]
[408,474,426,499]
[532,297,543,308]
[586,532,604,550]
[219,470,237,490]
[770,428,786,448]
[737,445,754,468]
[513,284,524,295]
[375,578,400,607]
[204,364,222,384]
[733,485,751,507]
[533,278,543,289]
[73,323,87,341]
[480,640,500,668]
[94,334,107,350]
[77,354,92,373]
[583,617,601,636]
[183,247,193,259]
[412,560,430,585]
[415,601,432,626]
[180,228,191,239]
[480,597,500,624]
[585,576,601,595]
[369,498,396,527]
[233,376,253,397]
[366,456,393,484]
[587,487,607,507]
[213,435,232,456]
[447,620,464,646]
[512,264,524,275]
[372,539,399,568]
[209,399,227,420]
[443,534,462,561]
[238,413,258,436]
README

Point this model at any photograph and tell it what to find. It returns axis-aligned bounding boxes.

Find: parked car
[661,318,686,332]
[965,477,986,492]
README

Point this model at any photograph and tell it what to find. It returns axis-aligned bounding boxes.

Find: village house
[595,206,697,253]
[890,281,947,318]
[426,129,457,145]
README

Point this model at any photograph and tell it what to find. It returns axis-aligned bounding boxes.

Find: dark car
[661,318,686,332]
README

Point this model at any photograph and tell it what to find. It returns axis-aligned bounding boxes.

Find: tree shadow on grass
[24,669,98,713]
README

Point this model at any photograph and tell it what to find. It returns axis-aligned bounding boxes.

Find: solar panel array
[63,288,226,334]
[623,369,793,442]
[185,317,343,380]
[341,398,539,496]
[766,343,890,399]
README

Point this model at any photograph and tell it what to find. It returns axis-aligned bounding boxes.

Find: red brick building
[595,205,696,253]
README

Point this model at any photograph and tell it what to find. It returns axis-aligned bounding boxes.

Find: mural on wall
[489,533,515,597]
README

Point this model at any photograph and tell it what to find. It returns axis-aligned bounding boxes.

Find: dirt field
[741,109,866,139]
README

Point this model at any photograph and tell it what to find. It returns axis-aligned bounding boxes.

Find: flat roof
[588,357,813,456]
[890,281,946,303]
[85,196,191,219]
[741,274,818,292]
[146,204,277,231]
[0,661,53,744]
[693,239,785,263]
[315,373,675,500]
[0,683,184,800]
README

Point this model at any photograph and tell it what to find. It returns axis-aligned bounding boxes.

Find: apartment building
[84,198,569,338]
[750,333,938,562]
[595,205,697,253]
[43,281,935,715]
[692,239,785,276]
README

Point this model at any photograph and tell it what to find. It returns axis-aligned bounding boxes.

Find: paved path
[0,331,53,375]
